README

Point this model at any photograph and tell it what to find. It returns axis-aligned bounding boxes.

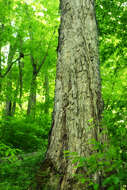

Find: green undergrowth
[0,151,44,190]
[0,115,51,152]
[0,115,51,189]
[64,108,127,190]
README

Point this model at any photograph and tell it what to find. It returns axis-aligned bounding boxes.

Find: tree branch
[1,53,29,78]
[1,57,20,78]
[36,30,56,76]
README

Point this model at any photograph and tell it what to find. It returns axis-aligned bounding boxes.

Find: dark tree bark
[36,0,104,190]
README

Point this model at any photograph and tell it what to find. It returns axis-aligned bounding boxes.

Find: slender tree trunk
[27,75,37,117]
[27,19,50,118]
[5,44,16,116]
[5,71,12,116]
[12,78,19,116]
[44,72,49,114]
[27,56,37,118]
[0,24,3,94]
[36,0,103,190]
[18,59,23,110]
[0,24,4,95]
[0,43,2,94]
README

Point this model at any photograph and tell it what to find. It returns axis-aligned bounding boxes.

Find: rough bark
[37,0,103,189]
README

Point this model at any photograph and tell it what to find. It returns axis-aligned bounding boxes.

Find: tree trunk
[44,72,49,114]
[0,43,2,94]
[5,70,12,116]
[27,75,37,118]
[37,0,103,189]
[5,44,16,117]
[18,59,24,110]
[0,24,3,94]
[12,78,19,116]
[27,55,37,118]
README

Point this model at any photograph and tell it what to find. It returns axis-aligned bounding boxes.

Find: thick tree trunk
[37,0,103,189]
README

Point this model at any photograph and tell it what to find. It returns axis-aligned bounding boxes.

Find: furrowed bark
[36,0,103,189]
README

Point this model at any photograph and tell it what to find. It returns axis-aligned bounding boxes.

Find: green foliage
[0,0,58,188]
[65,140,126,189]
[0,151,43,190]
[0,116,51,152]
[0,115,50,189]
[0,142,21,161]
[0,0,127,189]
